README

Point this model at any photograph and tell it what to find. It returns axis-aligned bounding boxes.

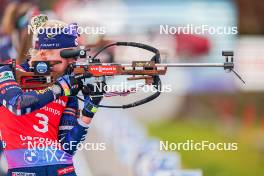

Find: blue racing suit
[0,61,89,176]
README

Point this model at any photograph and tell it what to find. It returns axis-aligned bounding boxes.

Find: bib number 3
[33,113,49,133]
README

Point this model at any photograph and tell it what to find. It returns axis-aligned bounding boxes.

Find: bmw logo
[24,149,39,164]
[36,62,48,74]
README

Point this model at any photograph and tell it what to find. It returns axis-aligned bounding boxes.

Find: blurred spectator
[0,1,39,63]
[0,29,16,62]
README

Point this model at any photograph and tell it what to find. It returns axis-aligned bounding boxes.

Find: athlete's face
[32,49,75,76]
[45,49,75,75]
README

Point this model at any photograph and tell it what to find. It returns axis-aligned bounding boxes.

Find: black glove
[81,82,106,118]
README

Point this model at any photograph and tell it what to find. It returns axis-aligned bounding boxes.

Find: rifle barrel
[75,62,228,68]
[157,63,225,67]
[119,63,225,67]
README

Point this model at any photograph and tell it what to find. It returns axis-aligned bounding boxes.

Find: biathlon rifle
[1,42,245,108]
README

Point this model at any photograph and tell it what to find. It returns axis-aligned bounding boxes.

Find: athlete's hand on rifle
[54,75,83,96]
[81,82,106,119]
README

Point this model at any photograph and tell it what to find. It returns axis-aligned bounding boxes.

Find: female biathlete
[0,15,102,176]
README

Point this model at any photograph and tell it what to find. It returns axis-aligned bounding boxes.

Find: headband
[34,23,79,49]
